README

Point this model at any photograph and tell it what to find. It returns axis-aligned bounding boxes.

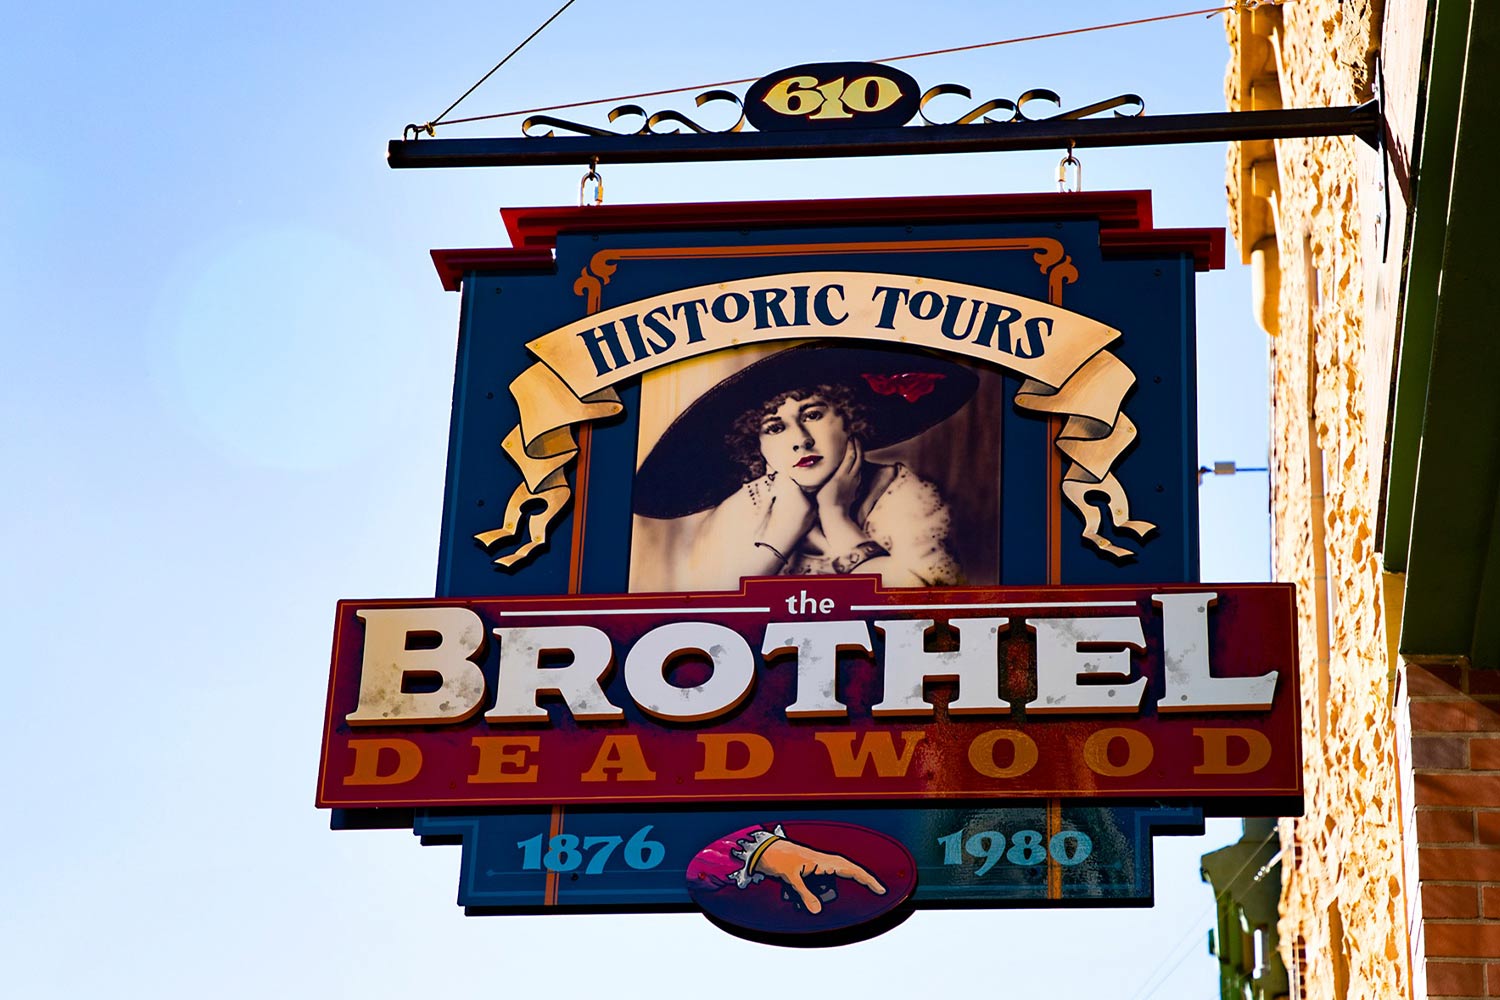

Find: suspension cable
[423,0,582,132]
[421,1,1289,131]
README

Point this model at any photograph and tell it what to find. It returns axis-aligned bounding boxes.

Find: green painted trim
[1396,0,1500,663]
[1383,0,1469,573]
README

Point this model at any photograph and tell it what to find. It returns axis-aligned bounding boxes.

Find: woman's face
[757,394,850,490]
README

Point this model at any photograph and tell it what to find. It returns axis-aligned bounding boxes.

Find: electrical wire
[1124,826,1283,1000]
[422,1,1291,131]
[870,3,1272,64]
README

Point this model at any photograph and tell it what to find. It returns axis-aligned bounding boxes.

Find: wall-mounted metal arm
[387,103,1381,169]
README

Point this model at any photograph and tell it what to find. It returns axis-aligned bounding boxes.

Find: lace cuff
[728,824,786,888]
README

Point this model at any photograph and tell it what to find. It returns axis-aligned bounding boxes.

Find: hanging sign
[318,190,1291,943]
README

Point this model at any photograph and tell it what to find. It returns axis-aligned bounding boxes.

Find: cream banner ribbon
[479,271,1155,568]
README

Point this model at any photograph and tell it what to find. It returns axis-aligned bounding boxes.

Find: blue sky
[2,2,1271,996]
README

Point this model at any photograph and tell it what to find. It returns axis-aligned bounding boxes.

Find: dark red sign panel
[316,577,1299,810]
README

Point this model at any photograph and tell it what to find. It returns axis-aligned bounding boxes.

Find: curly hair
[726,383,871,482]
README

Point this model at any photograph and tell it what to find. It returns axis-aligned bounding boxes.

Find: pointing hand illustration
[752,836,887,915]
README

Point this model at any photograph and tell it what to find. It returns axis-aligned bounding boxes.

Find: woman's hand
[814,438,872,554]
[757,471,817,558]
[816,437,863,516]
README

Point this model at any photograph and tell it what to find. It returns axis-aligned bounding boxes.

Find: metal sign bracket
[388,103,1383,170]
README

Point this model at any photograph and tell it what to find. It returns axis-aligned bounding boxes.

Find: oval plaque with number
[686,821,917,943]
[745,62,920,132]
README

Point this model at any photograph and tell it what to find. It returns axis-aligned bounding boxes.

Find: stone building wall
[1224,2,1409,998]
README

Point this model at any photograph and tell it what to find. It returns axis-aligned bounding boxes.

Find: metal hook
[1057,144,1082,193]
[403,122,436,141]
[580,156,604,207]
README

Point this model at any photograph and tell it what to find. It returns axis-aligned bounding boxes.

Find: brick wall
[1401,663,1500,998]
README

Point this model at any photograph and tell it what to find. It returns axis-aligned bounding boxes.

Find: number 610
[761,74,904,121]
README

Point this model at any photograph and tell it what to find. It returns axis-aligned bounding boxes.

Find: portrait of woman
[630,342,994,592]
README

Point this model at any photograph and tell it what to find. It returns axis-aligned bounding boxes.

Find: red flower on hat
[861,371,945,403]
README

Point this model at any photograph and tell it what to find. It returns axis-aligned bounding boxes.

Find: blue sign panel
[325,191,1233,941]
[415,804,1202,916]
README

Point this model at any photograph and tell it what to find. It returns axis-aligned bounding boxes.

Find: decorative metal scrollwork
[523,90,746,138]
[1048,93,1145,120]
[518,62,1144,138]
[919,85,1144,126]
[917,84,1019,126]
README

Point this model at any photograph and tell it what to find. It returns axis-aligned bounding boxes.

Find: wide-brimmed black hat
[633,342,978,519]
